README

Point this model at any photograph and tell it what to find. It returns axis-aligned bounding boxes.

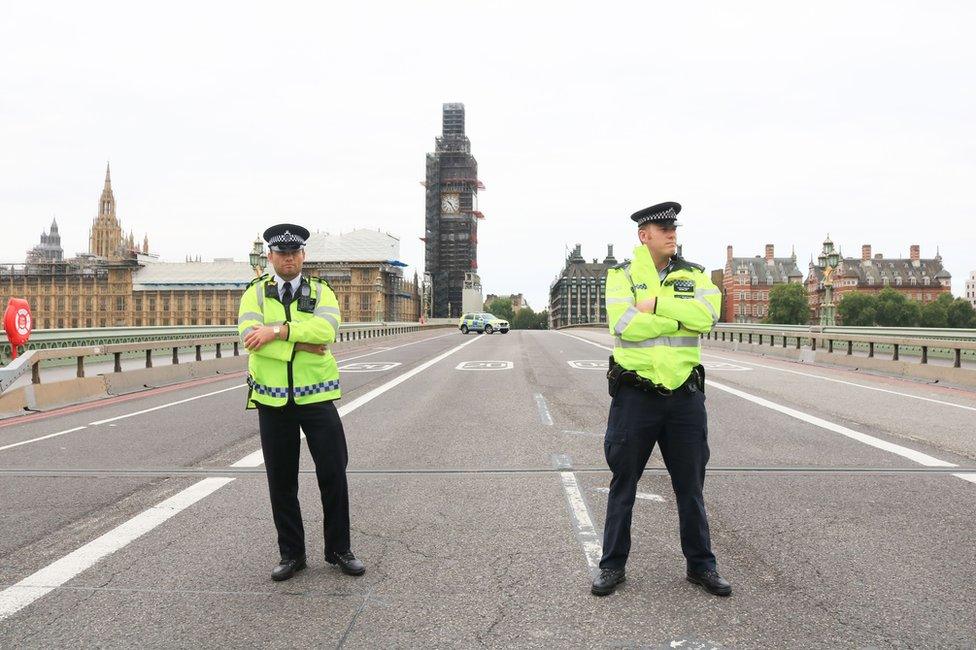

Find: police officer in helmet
[591,202,730,597]
[239,224,365,581]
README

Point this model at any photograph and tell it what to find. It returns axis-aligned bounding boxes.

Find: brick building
[722,244,803,323]
[807,238,952,323]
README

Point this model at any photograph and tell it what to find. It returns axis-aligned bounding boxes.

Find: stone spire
[89,161,124,258]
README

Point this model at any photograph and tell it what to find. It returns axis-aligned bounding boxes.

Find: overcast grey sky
[2,1,974,309]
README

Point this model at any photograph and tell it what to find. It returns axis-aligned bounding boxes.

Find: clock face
[441,194,460,214]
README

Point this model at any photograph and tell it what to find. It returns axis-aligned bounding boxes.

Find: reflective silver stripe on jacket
[614,335,701,349]
[613,306,640,335]
[311,285,339,331]
[606,297,635,305]
[255,283,264,310]
[238,311,264,326]
[314,306,339,331]
[695,288,720,326]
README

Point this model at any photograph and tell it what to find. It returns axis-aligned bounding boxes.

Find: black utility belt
[623,371,696,397]
[607,356,705,398]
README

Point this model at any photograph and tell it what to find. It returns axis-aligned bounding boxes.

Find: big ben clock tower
[423,103,484,318]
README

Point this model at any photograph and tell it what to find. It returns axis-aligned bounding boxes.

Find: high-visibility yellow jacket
[237,274,342,408]
[605,245,721,389]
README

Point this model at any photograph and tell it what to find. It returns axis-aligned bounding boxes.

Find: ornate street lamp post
[819,235,839,326]
[249,237,267,278]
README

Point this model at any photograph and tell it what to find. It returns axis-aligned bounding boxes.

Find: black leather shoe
[590,568,626,596]
[271,556,306,582]
[686,568,732,596]
[325,550,366,576]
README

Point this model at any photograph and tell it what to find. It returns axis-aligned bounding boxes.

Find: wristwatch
[272,325,281,339]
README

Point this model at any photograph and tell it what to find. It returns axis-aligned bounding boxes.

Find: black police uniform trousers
[599,380,717,573]
[257,399,351,560]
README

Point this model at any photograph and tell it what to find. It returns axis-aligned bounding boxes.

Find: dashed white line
[558,468,603,571]
[535,393,554,426]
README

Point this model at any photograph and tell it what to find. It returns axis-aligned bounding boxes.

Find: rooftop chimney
[862,245,871,261]
[765,244,774,263]
[874,253,883,260]
[910,244,920,262]
[727,245,733,261]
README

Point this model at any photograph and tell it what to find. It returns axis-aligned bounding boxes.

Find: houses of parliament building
[1,165,421,330]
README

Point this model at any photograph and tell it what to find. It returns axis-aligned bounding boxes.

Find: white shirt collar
[273,273,302,300]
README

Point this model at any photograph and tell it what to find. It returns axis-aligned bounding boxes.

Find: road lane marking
[0,334,485,620]
[0,477,234,620]
[335,331,455,363]
[593,486,665,502]
[535,394,554,426]
[701,351,976,412]
[707,379,956,467]
[567,360,608,370]
[0,426,88,452]
[554,331,973,481]
[561,429,603,439]
[338,362,402,372]
[454,361,513,370]
[553,453,602,572]
[703,361,751,371]
[89,385,245,426]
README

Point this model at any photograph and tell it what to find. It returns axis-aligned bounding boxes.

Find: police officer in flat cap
[591,202,731,597]
[238,223,365,581]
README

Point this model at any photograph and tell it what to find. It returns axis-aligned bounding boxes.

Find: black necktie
[281,282,293,306]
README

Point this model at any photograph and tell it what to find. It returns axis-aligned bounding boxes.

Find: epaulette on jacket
[611,259,632,270]
[670,255,705,273]
[310,275,335,291]
[247,273,269,288]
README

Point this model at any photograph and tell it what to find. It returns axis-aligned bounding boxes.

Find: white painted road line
[0,333,484,621]
[89,385,245,426]
[558,470,603,572]
[335,331,455,363]
[562,429,603,439]
[535,393,554,426]
[0,426,88,452]
[553,331,973,481]
[707,380,956,467]
[594,486,665,502]
[702,351,976,413]
[0,477,234,620]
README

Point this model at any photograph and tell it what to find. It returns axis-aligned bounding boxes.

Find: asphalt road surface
[1,328,975,648]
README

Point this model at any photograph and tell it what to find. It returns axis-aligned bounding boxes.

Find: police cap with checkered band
[263,223,310,251]
[630,202,681,227]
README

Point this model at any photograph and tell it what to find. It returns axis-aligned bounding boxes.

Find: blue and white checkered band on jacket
[268,231,305,247]
[637,206,678,226]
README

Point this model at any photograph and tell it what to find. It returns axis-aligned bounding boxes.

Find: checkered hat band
[268,233,304,245]
[638,207,677,226]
